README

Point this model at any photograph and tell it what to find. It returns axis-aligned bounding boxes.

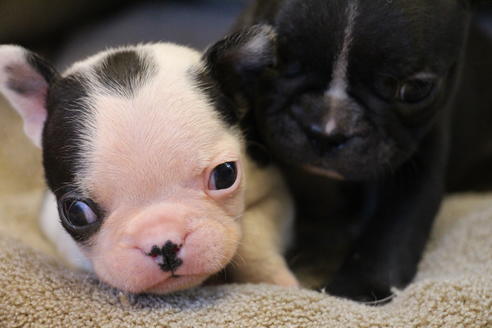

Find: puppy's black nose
[147,241,183,273]
[301,122,351,155]
[290,105,350,149]
[307,123,349,145]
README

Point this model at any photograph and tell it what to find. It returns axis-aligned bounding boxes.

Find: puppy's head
[0,44,245,294]
[208,0,475,180]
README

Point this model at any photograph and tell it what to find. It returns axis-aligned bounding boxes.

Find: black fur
[42,73,105,243]
[94,49,157,98]
[193,67,272,166]
[192,68,239,126]
[43,74,89,194]
[199,28,278,166]
[1,49,102,243]
[209,0,488,302]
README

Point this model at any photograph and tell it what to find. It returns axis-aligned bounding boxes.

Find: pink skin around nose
[126,212,188,256]
[90,202,240,294]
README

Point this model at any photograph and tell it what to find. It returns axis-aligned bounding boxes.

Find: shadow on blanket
[0,97,490,327]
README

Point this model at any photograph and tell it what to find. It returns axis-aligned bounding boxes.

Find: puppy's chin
[92,255,226,295]
[138,274,209,294]
[100,270,209,295]
[259,115,405,181]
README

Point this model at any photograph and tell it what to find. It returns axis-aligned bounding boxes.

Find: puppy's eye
[397,79,435,104]
[62,199,99,227]
[208,162,238,190]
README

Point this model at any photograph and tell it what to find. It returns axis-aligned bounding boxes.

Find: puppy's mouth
[303,165,345,180]
[144,274,208,294]
[304,127,369,158]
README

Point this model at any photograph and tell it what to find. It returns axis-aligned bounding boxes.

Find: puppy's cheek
[345,133,409,171]
[260,114,311,161]
[181,219,241,275]
[316,135,394,178]
[89,243,165,293]
[220,190,246,218]
[85,227,163,293]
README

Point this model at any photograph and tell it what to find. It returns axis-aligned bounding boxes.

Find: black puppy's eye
[397,78,435,104]
[62,199,99,227]
[208,162,238,190]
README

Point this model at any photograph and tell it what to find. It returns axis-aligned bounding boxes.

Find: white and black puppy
[0,42,298,294]
[206,0,489,301]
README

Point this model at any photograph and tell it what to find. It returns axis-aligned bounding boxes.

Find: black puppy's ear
[0,45,59,147]
[203,25,277,97]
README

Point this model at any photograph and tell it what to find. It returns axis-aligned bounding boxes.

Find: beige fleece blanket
[0,96,491,328]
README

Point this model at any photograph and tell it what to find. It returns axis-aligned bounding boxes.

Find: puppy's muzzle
[291,97,369,152]
[147,241,183,273]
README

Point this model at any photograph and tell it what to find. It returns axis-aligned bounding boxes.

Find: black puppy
[202,0,491,301]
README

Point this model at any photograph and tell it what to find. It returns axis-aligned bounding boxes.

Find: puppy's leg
[327,126,447,302]
[39,192,92,271]
[230,166,298,287]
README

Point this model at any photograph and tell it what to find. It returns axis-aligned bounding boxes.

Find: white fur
[325,118,337,135]
[324,1,359,132]
[40,192,92,270]
[243,26,275,56]
[239,25,276,64]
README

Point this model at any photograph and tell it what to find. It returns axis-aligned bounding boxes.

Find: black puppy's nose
[291,104,350,148]
[306,122,350,146]
[147,241,183,273]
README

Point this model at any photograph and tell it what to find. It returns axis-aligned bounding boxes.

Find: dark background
[1,0,491,68]
[0,0,248,68]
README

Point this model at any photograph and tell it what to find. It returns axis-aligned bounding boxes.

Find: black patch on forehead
[269,0,467,79]
[350,0,468,77]
[94,49,157,97]
[43,73,89,193]
[275,0,350,75]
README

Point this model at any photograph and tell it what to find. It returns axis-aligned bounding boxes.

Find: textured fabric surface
[0,97,491,327]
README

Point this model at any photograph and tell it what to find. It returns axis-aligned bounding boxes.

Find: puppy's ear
[0,45,59,147]
[203,25,277,98]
